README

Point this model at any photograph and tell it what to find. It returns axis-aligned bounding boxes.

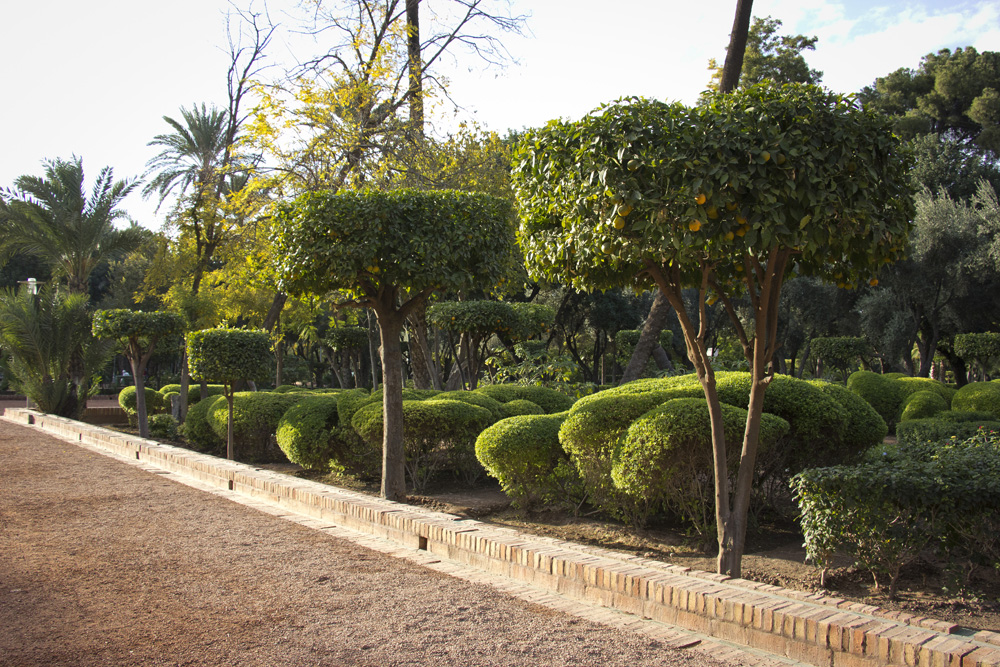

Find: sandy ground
[0,419,729,667]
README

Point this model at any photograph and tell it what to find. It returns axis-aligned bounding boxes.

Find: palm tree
[0,284,111,418]
[0,156,144,294]
[142,103,231,210]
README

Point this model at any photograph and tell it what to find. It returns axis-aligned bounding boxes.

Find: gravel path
[0,419,727,667]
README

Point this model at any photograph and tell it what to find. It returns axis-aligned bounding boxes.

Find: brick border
[7,408,999,667]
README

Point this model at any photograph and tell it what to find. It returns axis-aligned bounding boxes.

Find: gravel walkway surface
[0,419,729,667]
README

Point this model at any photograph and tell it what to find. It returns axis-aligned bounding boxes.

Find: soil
[0,420,724,667]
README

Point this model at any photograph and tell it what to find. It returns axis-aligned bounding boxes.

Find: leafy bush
[187,384,226,404]
[325,326,368,351]
[896,418,1000,447]
[808,381,887,459]
[182,394,226,452]
[429,390,505,421]
[337,388,378,427]
[275,394,378,475]
[898,390,948,422]
[509,303,555,341]
[206,391,306,462]
[613,398,789,532]
[149,414,179,440]
[952,382,1000,419]
[273,384,308,393]
[793,432,1000,598]
[501,399,545,417]
[427,300,518,338]
[118,386,164,427]
[808,336,870,376]
[476,412,581,511]
[352,399,494,491]
[476,384,575,414]
[159,384,182,395]
[895,377,955,406]
[847,370,908,430]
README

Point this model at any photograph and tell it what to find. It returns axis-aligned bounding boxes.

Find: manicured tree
[427,300,518,389]
[513,82,914,577]
[271,189,516,501]
[955,333,1000,381]
[186,328,272,460]
[809,336,871,381]
[93,309,185,438]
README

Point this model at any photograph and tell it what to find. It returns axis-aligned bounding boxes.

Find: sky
[1,0,998,229]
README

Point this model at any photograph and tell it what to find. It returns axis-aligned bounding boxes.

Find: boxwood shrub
[896,419,1000,447]
[847,370,908,430]
[206,391,307,462]
[475,411,581,511]
[898,390,948,422]
[276,394,378,475]
[476,384,575,414]
[613,398,789,532]
[149,414,179,440]
[500,399,545,417]
[182,394,226,452]
[352,399,495,491]
[952,382,1000,419]
[118,387,164,427]
[808,381,887,460]
[430,390,505,421]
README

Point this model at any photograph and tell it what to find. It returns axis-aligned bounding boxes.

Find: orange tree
[271,189,516,501]
[512,82,915,577]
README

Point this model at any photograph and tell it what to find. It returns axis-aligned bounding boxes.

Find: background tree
[513,83,913,577]
[0,156,143,294]
[272,189,516,501]
[708,15,822,89]
[93,310,186,437]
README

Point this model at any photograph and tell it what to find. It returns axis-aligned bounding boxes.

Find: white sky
[1,0,998,229]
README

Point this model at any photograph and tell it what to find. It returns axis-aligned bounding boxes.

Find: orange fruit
[613,216,626,230]
[694,193,707,205]
[724,231,735,241]
[706,206,719,219]
[618,203,632,216]
[689,220,702,232]
[869,278,879,286]
[735,225,747,237]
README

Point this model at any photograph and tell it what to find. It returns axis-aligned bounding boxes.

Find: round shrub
[895,377,954,406]
[848,370,908,430]
[188,384,226,404]
[952,382,1000,419]
[273,384,307,393]
[429,390,505,421]
[352,399,494,491]
[501,399,545,417]
[275,394,377,475]
[613,398,789,531]
[337,388,378,427]
[206,391,307,462]
[182,394,226,452]
[808,381,888,460]
[898,390,948,422]
[149,414,179,440]
[118,386,164,427]
[476,412,580,510]
[476,384,575,414]
[159,384,182,395]
[161,391,180,410]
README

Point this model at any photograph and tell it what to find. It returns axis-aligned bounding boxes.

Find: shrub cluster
[118,387,165,427]
[847,370,955,431]
[793,430,1000,598]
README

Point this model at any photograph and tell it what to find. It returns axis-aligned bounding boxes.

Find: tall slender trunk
[621,292,672,384]
[374,303,406,502]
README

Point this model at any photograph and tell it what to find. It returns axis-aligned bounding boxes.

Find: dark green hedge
[182,394,226,452]
[898,390,948,422]
[952,382,1000,419]
[501,399,545,417]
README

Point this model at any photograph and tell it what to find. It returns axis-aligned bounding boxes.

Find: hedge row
[793,430,1000,598]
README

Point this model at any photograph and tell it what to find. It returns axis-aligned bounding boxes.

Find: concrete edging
[6,407,999,667]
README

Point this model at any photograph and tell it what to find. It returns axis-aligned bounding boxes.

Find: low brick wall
[6,407,999,667]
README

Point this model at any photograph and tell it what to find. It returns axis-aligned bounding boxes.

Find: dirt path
[0,419,727,667]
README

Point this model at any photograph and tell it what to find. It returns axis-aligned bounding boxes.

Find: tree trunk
[262,292,287,332]
[406,0,424,135]
[651,345,673,371]
[718,0,755,93]
[374,305,407,502]
[225,389,235,461]
[179,350,190,424]
[620,292,672,384]
[407,305,436,389]
[131,356,149,439]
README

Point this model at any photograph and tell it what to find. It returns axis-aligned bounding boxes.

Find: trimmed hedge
[188,384,226,404]
[898,390,948,422]
[118,387,164,427]
[847,370,908,430]
[206,391,306,462]
[475,411,581,511]
[149,414,179,440]
[429,390,505,422]
[182,394,226,452]
[808,381,887,459]
[952,382,1000,419]
[895,377,955,405]
[275,394,378,475]
[476,384,575,414]
[613,398,789,531]
[187,328,272,385]
[501,399,545,417]
[352,399,495,491]
[793,432,1000,598]
[896,419,1000,447]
